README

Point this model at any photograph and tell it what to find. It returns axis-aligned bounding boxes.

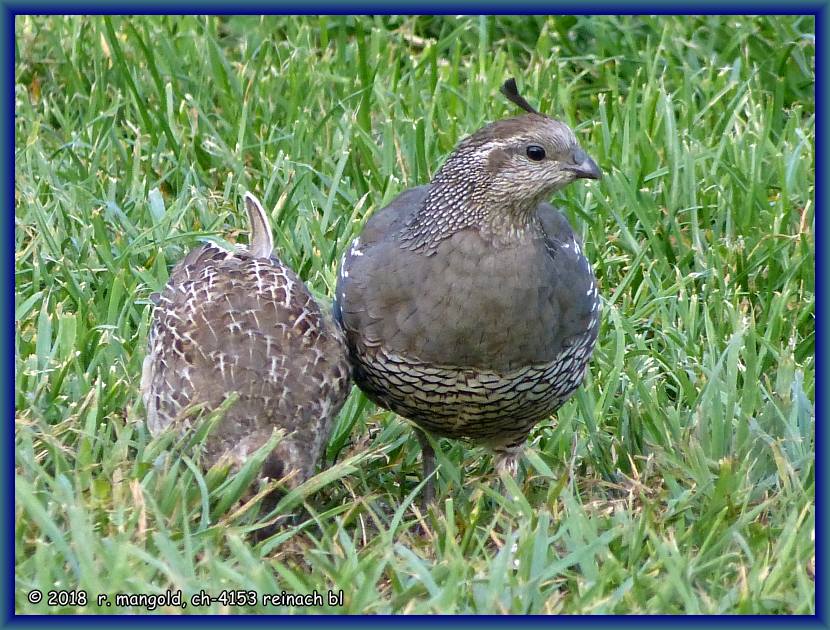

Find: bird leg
[415,428,435,506]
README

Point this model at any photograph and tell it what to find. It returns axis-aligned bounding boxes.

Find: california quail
[333,79,602,502]
[141,192,351,494]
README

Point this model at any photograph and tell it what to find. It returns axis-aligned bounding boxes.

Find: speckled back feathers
[142,193,351,487]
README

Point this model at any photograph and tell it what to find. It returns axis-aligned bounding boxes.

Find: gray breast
[334,193,600,449]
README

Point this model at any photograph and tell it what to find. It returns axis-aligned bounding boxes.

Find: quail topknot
[142,192,351,494]
[333,79,602,502]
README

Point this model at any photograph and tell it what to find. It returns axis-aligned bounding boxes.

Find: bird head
[401,79,602,252]
[437,79,601,211]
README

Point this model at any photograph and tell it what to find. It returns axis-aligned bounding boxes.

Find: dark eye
[526,145,546,161]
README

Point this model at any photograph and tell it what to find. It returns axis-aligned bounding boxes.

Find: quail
[141,192,351,494]
[333,79,602,502]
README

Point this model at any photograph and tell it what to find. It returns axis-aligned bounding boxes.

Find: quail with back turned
[334,79,602,502]
[142,192,351,492]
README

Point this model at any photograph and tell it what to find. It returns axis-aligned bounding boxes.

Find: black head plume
[500,78,541,115]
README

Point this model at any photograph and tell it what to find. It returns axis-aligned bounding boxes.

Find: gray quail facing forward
[333,80,602,502]
[142,192,351,494]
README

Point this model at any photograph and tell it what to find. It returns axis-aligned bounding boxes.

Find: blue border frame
[1,3,827,12]
[5,2,16,625]
[5,5,823,626]
[814,4,824,627]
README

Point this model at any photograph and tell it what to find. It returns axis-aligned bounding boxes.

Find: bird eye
[526,145,546,161]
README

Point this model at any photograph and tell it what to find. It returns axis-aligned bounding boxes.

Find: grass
[14,15,815,614]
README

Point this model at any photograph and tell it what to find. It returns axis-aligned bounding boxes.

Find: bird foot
[494,448,522,478]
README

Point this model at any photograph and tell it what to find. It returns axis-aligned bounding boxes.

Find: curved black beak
[567,155,602,180]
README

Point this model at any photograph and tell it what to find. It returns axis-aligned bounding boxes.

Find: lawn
[14,15,815,614]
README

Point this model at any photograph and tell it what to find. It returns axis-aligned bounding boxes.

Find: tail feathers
[243,192,274,259]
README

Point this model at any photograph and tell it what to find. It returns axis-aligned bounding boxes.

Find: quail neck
[399,113,601,254]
